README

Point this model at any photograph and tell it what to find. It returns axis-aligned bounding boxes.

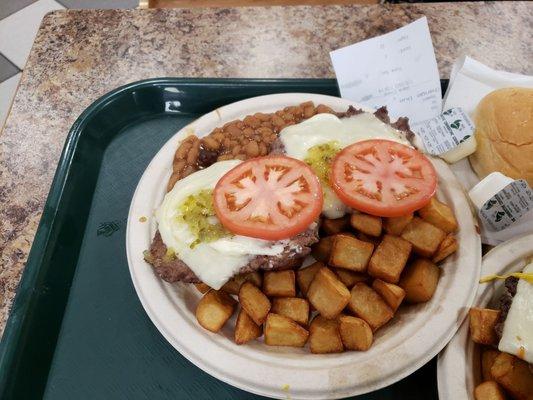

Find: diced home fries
[309,316,344,354]
[265,313,309,347]
[329,235,374,272]
[307,267,351,319]
[470,307,533,399]
[263,270,296,297]
[469,308,501,346]
[192,195,459,354]
[196,290,236,333]
[272,297,309,326]
[383,213,413,236]
[401,217,446,258]
[235,309,262,345]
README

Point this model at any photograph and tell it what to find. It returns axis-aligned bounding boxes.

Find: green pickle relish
[304,141,341,184]
[177,189,230,248]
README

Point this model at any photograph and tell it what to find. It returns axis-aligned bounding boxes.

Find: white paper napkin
[330,17,442,124]
[444,56,533,245]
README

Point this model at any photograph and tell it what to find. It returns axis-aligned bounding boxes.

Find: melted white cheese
[156,160,285,289]
[498,262,533,363]
[279,112,410,218]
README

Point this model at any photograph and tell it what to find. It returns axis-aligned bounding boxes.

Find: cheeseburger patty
[144,103,414,284]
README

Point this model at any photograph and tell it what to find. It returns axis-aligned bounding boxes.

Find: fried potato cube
[195,290,236,333]
[368,235,412,283]
[350,213,382,237]
[194,282,211,294]
[222,271,262,295]
[355,232,381,246]
[234,309,262,345]
[469,308,501,345]
[307,267,350,319]
[348,283,393,331]
[272,297,309,326]
[491,352,533,399]
[264,313,309,347]
[263,270,296,297]
[399,258,440,303]
[482,349,502,381]
[432,234,458,263]
[401,217,446,257]
[338,315,373,351]
[329,235,374,272]
[296,261,324,295]
[372,279,405,312]
[383,213,413,236]
[239,282,271,325]
[333,268,368,289]
[311,236,334,263]
[309,315,344,353]
[474,381,506,400]
[322,216,350,235]
[418,197,458,233]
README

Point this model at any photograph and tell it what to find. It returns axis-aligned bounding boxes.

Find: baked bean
[280,113,292,122]
[217,154,233,161]
[182,165,196,177]
[303,105,315,118]
[254,112,270,121]
[300,101,314,108]
[292,105,303,116]
[243,115,261,128]
[173,159,186,173]
[176,143,190,159]
[245,141,259,157]
[202,136,220,151]
[257,127,273,136]
[261,121,272,128]
[223,137,231,148]
[259,142,268,156]
[272,115,285,128]
[231,145,242,156]
[167,173,180,192]
[187,141,200,164]
[243,127,254,137]
[213,131,224,142]
[316,104,333,114]
[225,124,241,136]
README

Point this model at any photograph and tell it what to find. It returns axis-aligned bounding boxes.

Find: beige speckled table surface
[0,2,531,336]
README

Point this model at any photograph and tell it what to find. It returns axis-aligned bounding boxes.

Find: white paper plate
[126,93,481,399]
[437,233,533,400]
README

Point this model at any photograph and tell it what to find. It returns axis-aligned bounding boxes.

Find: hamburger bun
[469,87,533,186]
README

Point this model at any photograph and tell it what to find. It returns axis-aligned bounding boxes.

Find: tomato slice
[330,140,437,217]
[213,155,323,240]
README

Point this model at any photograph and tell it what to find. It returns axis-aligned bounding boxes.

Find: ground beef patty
[145,225,319,284]
[495,276,519,339]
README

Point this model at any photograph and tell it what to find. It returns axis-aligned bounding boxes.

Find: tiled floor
[0,0,137,130]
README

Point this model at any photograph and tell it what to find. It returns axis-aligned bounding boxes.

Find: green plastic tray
[0,78,448,399]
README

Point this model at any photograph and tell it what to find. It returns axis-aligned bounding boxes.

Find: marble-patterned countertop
[0,2,531,335]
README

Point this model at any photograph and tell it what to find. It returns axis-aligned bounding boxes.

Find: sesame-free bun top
[469,87,533,186]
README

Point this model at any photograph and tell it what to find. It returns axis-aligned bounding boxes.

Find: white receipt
[330,17,442,124]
